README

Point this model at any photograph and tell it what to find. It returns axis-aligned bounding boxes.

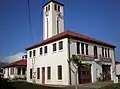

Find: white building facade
[26,0,117,85]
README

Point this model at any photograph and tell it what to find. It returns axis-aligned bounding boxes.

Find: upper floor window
[94,46,98,59]
[40,47,43,55]
[105,48,107,57]
[48,5,50,11]
[86,44,88,55]
[54,4,57,11]
[10,67,14,75]
[44,46,48,54]
[108,49,110,57]
[81,43,84,54]
[58,5,60,12]
[33,50,36,56]
[29,51,32,57]
[53,43,57,52]
[102,47,104,57]
[17,68,21,75]
[22,68,26,75]
[77,42,80,54]
[59,41,63,50]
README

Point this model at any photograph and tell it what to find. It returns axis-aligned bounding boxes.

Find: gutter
[68,37,71,85]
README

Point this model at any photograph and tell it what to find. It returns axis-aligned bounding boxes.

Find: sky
[0,0,120,60]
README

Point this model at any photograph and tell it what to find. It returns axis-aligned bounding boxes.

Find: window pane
[22,68,26,75]
[40,48,42,55]
[47,67,51,79]
[30,69,32,79]
[59,41,63,50]
[44,46,48,53]
[37,68,40,79]
[54,4,57,11]
[53,43,56,52]
[58,5,60,12]
[102,47,104,57]
[30,51,32,57]
[77,42,80,54]
[33,50,36,56]
[18,68,21,75]
[58,65,62,80]
[81,43,84,54]
[86,44,88,55]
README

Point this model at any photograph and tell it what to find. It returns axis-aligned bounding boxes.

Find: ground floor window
[22,68,26,75]
[47,66,51,80]
[30,68,32,79]
[10,67,14,75]
[37,68,40,79]
[18,68,21,75]
[58,65,62,80]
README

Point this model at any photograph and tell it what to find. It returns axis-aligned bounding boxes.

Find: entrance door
[78,65,91,84]
[42,67,45,84]
[102,65,111,81]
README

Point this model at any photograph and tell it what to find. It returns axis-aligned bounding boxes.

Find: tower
[43,0,64,40]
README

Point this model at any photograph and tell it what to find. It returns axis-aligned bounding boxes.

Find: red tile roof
[4,59,27,68]
[25,30,116,50]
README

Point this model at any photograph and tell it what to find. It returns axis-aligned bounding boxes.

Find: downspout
[68,37,71,85]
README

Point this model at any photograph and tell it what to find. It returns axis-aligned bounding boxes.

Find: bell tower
[43,0,64,40]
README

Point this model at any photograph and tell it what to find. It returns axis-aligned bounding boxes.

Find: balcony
[77,54,94,61]
[94,55,112,62]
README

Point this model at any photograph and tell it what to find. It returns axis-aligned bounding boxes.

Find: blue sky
[0,0,120,60]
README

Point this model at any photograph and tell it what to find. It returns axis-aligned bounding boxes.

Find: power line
[27,0,34,44]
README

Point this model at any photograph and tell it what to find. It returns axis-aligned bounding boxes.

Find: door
[102,65,111,81]
[78,65,91,84]
[42,67,45,84]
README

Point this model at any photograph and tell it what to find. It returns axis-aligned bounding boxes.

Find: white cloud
[1,52,26,63]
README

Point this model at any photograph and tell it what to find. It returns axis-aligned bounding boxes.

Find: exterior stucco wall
[27,38,69,85]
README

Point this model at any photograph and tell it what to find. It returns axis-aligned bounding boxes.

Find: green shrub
[99,83,120,89]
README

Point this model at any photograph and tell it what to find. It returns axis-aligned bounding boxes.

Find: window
[94,46,98,59]
[59,41,63,50]
[58,5,60,12]
[108,49,110,57]
[58,65,62,80]
[102,47,104,57]
[53,43,57,52]
[81,43,84,54]
[40,47,43,55]
[47,67,51,80]
[54,4,57,11]
[18,68,21,75]
[22,68,26,75]
[48,5,50,11]
[44,46,48,54]
[47,18,48,38]
[57,17,59,34]
[33,50,36,56]
[10,67,14,75]
[77,42,80,54]
[105,48,107,57]
[37,68,40,79]
[29,51,32,57]
[30,68,32,79]
[86,44,88,55]
[46,6,48,12]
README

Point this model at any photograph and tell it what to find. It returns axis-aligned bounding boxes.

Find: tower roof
[43,0,64,7]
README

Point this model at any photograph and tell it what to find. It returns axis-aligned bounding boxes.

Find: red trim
[25,30,116,50]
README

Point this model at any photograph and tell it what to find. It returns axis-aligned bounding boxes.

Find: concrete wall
[27,38,69,85]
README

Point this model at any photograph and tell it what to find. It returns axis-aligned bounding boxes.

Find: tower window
[57,17,59,34]
[58,5,60,12]
[54,4,57,11]
[48,5,50,11]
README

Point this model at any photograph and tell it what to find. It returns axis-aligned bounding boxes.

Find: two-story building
[26,0,117,85]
